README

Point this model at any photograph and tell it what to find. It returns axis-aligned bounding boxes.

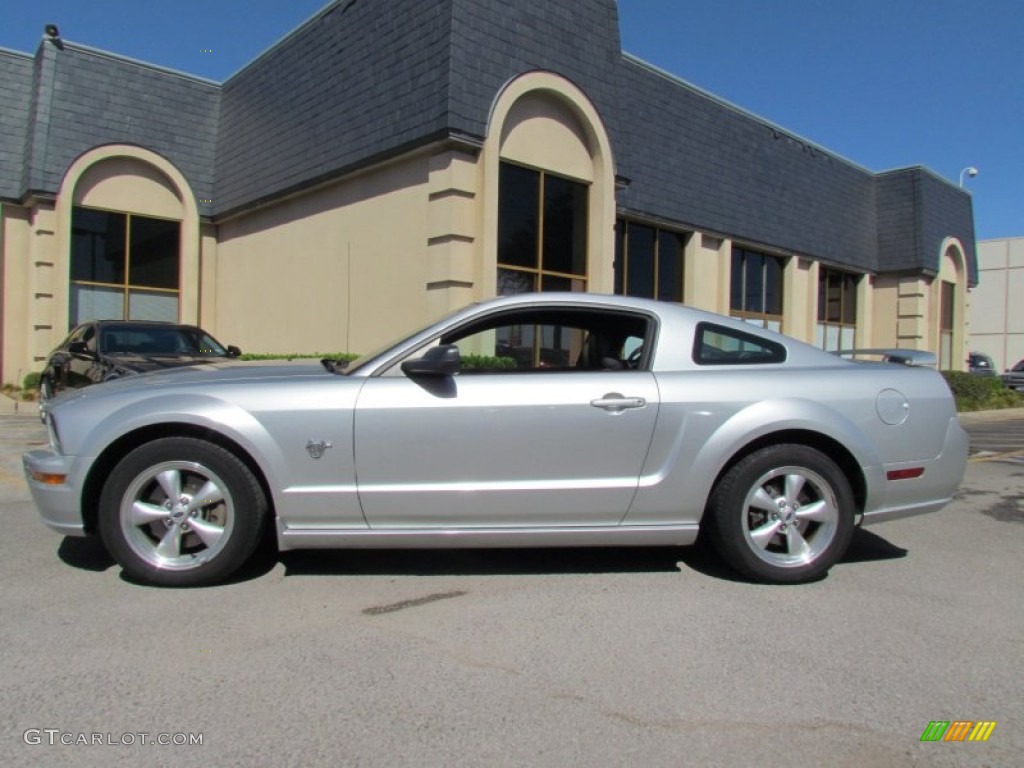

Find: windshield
[100,326,229,357]
[343,306,473,375]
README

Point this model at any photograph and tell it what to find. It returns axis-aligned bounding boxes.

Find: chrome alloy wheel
[740,465,839,568]
[118,460,236,571]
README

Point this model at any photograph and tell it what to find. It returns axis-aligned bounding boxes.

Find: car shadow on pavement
[58,536,115,572]
[279,546,692,578]
[55,527,909,585]
[840,527,908,564]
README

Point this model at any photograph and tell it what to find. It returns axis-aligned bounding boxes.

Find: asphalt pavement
[0,405,1021,767]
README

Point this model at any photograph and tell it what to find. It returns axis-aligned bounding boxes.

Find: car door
[352,307,660,529]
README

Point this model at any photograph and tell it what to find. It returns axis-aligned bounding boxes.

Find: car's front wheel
[98,437,268,587]
[37,377,54,423]
[705,444,854,584]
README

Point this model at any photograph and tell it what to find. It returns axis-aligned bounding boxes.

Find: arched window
[70,207,180,326]
[484,73,616,297]
[497,162,588,295]
[56,147,199,335]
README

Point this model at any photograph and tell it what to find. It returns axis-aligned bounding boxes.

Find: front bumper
[22,449,89,537]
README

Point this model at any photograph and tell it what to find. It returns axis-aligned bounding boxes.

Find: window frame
[614,220,686,303]
[692,321,787,366]
[939,280,955,370]
[816,267,860,352]
[69,205,181,329]
[383,306,658,376]
[497,161,589,295]
[730,246,785,329]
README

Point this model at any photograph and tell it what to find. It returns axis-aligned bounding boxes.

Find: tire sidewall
[98,437,267,587]
[707,444,855,584]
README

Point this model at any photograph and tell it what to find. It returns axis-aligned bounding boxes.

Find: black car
[39,321,241,404]
[1002,359,1024,392]
[968,352,997,377]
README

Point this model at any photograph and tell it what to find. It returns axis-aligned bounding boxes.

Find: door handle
[590,393,647,412]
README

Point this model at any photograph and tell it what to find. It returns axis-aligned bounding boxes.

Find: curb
[957,408,1024,424]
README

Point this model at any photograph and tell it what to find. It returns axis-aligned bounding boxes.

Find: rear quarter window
[693,322,787,365]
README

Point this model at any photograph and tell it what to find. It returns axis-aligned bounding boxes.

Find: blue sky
[3,0,1020,239]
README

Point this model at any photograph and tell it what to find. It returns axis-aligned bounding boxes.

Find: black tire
[38,377,54,423]
[98,437,268,587]
[705,444,854,584]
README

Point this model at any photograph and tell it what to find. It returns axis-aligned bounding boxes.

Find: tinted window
[693,322,786,365]
[420,308,651,373]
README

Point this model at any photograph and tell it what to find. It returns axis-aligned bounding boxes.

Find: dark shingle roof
[5,41,219,212]
[1,0,976,283]
[0,47,35,199]
[446,0,623,142]
[215,0,454,215]
[615,56,880,272]
[877,167,977,284]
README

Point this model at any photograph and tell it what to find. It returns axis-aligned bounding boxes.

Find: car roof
[78,320,205,331]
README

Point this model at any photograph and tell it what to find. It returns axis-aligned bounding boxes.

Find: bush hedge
[942,371,1024,412]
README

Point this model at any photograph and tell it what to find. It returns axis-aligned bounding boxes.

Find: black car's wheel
[37,377,54,423]
[705,444,854,584]
[98,437,268,587]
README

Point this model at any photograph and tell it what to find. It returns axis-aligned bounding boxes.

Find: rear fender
[628,398,881,525]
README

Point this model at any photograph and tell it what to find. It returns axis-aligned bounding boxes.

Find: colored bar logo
[920,721,996,742]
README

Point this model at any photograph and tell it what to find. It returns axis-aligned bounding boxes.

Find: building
[0,0,977,385]
[969,237,1024,372]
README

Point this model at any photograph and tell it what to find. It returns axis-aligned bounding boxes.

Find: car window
[390,307,651,375]
[693,322,786,365]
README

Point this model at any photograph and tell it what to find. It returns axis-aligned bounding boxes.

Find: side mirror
[401,344,461,377]
[68,341,94,358]
[227,345,242,358]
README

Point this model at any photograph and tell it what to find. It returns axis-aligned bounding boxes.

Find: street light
[959,166,978,187]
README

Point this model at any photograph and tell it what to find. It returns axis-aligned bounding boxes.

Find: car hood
[105,354,233,373]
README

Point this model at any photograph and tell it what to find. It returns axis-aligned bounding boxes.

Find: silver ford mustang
[24,293,968,587]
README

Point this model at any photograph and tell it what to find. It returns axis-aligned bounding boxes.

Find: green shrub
[23,371,41,390]
[942,371,1024,412]
[462,354,517,370]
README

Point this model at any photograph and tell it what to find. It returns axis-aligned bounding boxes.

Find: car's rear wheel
[706,444,854,584]
[98,437,268,587]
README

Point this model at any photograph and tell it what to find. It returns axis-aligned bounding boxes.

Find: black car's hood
[106,354,231,373]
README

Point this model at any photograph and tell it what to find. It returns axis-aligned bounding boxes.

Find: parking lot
[1,409,1021,767]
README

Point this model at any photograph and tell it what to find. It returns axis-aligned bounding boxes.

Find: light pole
[959,166,978,187]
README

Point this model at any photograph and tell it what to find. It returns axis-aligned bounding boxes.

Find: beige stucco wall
[1,204,34,385]
[214,155,436,356]
[0,200,61,384]
[782,257,815,340]
[970,237,1024,372]
[683,233,729,312]
[211,72,620,357]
